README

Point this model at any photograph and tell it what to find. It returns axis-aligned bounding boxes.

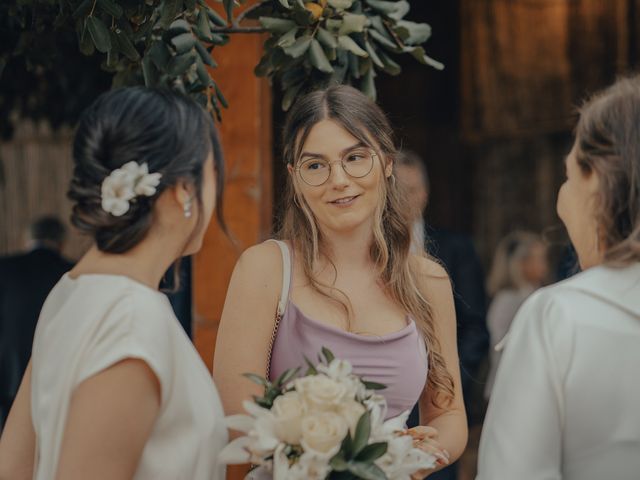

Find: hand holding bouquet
[219,348,437,479]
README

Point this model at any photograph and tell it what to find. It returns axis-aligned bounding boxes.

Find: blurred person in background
[483,231,549,400]
[396,150,489,480]
[477,76,640,480]
[0,215,73,431]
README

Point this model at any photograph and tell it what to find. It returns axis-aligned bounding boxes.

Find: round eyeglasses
[295,149,377,187]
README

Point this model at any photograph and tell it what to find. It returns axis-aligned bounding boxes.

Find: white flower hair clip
[101,161,162,217]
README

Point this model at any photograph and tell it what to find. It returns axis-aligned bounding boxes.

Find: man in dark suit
[397,152,489,480]
[0,216,73,430]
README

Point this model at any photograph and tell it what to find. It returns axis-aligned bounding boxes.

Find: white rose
[271,391,305,445]
[300,412,348,456]
[337,400,365,435]
[295,375,350,412]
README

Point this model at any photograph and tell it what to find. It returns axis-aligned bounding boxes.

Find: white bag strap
[271,240,291,317]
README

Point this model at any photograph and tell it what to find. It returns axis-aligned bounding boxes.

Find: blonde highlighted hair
[278,85,454,407]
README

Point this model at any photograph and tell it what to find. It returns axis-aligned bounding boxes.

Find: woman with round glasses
[214,85,467,478]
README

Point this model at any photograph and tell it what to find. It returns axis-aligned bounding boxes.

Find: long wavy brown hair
[575,76,640,266]
[278,85,455,407]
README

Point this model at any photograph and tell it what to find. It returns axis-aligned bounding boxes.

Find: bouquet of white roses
[218,348,436,480]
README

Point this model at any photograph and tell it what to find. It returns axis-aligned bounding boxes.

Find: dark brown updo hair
[575,76,640,266]
[68,87,224,253]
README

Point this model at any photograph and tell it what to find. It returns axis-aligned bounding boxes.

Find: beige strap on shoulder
[265,240,291,379]
[271,240,291,317]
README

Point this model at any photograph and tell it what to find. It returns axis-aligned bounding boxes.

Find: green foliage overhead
[0,0,441,138]
[251,0,443,110]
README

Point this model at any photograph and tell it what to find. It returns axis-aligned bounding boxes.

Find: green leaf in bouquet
[303,355,319,375]
[275,366,301,387]
[362,380,387,390]
[321,346,336,364]
[243,373,270,387]
[329,452,349,471]
[346,461,387,480]
[352,410,371,456]
[339,428,354,459]
[355,442,387,462]
[253,395,273,409]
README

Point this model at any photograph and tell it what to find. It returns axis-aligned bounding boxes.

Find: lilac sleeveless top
[268,241,429,419]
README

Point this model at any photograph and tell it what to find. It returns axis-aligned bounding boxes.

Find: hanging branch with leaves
[0,0,441,135]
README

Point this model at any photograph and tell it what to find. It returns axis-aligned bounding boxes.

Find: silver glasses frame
[294,150,378,187]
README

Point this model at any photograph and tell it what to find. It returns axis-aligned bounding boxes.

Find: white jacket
[477,263,640,480]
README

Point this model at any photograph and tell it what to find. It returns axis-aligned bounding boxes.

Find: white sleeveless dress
[30,273,227,479]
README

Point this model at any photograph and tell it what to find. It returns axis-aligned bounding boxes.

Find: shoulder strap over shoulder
[270,240,291,317]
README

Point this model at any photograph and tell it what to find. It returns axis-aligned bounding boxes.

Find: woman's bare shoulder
[237,240,283,270]
[410,254,449,281]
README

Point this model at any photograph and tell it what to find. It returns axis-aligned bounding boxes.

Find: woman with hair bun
[0,87,228,480]
[478,76,640,480]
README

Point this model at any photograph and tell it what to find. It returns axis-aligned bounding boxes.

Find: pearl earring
[183,198,192,219]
